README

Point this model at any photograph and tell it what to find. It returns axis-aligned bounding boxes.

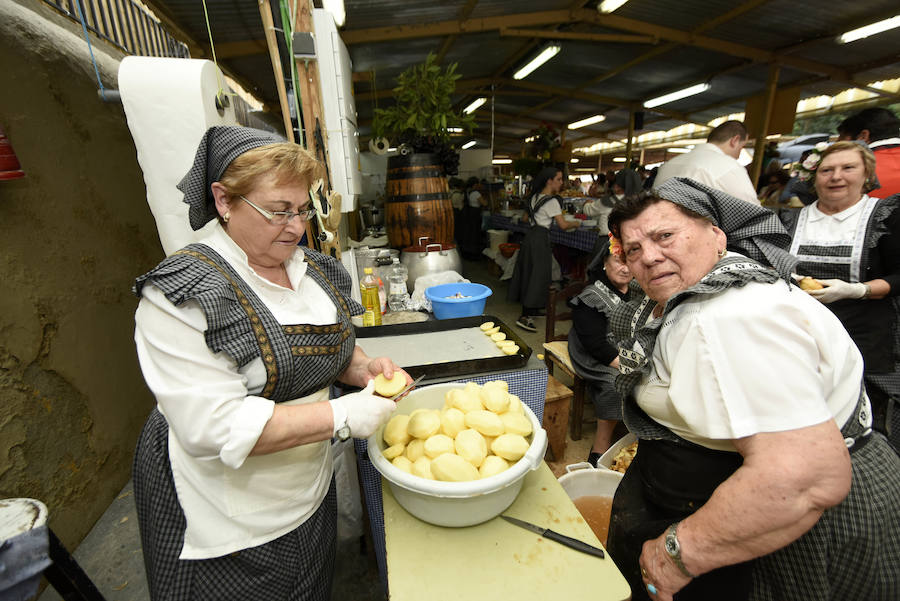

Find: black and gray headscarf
[178,126,285,231]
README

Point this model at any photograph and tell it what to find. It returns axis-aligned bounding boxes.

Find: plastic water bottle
[360,267,382,326]
[388,258,410,312]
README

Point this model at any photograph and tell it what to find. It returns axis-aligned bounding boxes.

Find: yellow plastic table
[382,462,632,601]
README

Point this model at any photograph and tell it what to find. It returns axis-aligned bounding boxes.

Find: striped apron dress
[132,244,362,601]
[785,197,900,448]
[506,194,557,311]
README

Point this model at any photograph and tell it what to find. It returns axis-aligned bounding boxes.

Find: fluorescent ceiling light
[643,83,710,108]
[525,135,536,143]
[598,0,629,14]
[513,44,561,80]
[461,140,477,150]
[612,157,627,162]
[570,158,580,163]
[322,0,345,27]
[667,147,691,154]
[839,15,900,43]
[447,127,463,133]
[568,114,606,130]
[492,158,513,164]
[463,97,487,114]
[388,147,397,152]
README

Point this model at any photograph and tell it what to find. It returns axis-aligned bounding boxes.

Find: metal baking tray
[353,314,532,380]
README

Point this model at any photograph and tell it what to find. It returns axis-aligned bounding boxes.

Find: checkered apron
[132,245,362,601]
[603,258,900,600]
[783,198,900,449]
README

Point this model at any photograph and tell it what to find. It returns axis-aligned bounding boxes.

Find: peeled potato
[412,456,434,479]
[448,389,483,413]
[424,434,455,458]
[484,380,509,393]
[506,394,524,415]
[479,455,510,479]
[455,428,488,467]
[465,410,505,437]
[502,344,520,355]
[480,386,509,413]
[392,456,413,473]
[373,372,406,397]
[492,433,530,461]
[440,407,466,438]
[408,410,441,439]
[479,321,495,331]
[490,332,507,342]
[483,326,500,335]
[383,415,411,447]
[500,412,533,437]
[383,443,406,460]
[496,340,515,349]
[431,453,480,482]
[405,438,425,462]
[799,276,824,291]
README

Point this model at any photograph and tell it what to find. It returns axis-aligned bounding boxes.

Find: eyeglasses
[238,195,317,225]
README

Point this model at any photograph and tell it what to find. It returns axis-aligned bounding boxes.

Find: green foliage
[372,53,476,144]
[511,157,543,177]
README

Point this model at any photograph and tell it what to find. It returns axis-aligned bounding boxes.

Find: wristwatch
[664,522,696,578]
[331,401,351,441]
[336,421,351,441]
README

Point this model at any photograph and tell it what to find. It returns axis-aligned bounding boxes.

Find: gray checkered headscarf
[653,177,798,280]
[178,126,285,230]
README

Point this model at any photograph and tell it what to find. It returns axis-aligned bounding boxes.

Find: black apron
[506,194,558,309]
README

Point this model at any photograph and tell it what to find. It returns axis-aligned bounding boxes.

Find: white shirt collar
[868,137,900,149]
[696,142,727,157]
[808,195,869,223]
[202,223,307,289]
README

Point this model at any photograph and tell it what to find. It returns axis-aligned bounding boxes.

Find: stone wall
[0,0,163,548]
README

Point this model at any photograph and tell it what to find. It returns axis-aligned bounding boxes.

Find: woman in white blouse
[132,127,407,600]
[601,178,900,601]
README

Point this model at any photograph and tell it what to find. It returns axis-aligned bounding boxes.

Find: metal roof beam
[500,28,657,44]
[435,0,479,63]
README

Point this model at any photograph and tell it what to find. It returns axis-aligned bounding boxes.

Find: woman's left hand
[340,347,412,392]
[638,536,693,601]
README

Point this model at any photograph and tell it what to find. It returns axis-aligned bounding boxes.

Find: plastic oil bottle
[360,267,382,326]
[387,257,410,312]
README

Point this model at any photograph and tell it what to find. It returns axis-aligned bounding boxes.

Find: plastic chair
[542,280,589,440]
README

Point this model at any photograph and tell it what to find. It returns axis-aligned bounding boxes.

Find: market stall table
[382,461,631,601]
[489,214,600,253]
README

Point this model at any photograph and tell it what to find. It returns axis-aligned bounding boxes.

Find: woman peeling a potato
[132,126,410,600]
[782,141,900,451]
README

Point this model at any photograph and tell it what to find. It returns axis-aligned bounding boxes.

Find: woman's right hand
[329,381,396,439]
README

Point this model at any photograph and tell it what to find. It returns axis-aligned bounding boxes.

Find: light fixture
[598,0,629,14]
[667,147,691,154]
[643,83,710,108]
[461,140,477,150]
[322,0,345,27]
[513,43,561,80]
[525,135,536,143]
[388,147,398,152]
[612,157,627,162]
[567,114,606,130]
[463,97,487,114]
[839,15,900,44]
[447,127,463,133]
[570,158,580,163]
[492,158,512,164]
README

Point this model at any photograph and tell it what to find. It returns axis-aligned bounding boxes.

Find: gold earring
[718,249,727,258]
[223,212,231,223]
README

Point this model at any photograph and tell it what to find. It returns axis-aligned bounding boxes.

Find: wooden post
[258,0,295,143]
[750,64,780,186]
[625,110,635,166]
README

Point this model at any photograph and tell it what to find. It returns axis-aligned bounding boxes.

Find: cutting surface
[383,462,631,601]
[355,326,507,367]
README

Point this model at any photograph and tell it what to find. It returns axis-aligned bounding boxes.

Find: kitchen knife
[501,515,605,559]
[389,374,425,401]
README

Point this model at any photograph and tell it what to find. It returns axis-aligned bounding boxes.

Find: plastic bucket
[486,229,509,253]
[424,282,492,319]
[558,463,623,499]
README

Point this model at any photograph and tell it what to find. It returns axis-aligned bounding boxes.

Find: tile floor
[36,253,600,601]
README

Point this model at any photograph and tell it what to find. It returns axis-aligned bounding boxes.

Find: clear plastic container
[387,257,410,312]
[360,267,382,326]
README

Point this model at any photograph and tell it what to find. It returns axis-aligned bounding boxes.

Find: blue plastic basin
[424,283,493,319]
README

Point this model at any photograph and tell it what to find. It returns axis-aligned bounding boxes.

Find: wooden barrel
[385,153,454,248]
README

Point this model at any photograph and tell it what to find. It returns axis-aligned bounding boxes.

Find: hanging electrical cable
[72,0,118,102]
[200,0,229,110]
[278,0,307,147]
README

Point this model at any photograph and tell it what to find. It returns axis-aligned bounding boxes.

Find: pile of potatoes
[381,380,533,482]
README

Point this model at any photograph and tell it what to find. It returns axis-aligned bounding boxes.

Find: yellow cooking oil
[360,267,382,326]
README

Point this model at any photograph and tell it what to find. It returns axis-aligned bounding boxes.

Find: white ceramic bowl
[596,433,638,470]
[367,382,548,527]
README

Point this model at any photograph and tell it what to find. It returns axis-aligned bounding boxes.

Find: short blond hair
[817,141,878,193]
[218,142,323,200]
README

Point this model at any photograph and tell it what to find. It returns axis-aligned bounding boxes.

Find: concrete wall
[0,0,162,548]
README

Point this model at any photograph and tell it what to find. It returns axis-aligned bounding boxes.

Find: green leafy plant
[373,53,476,175]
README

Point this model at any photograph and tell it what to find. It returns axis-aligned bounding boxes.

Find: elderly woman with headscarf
[131,126,409,600]
[599,178,900,601]
[568,242,633,465]
[781,141,900,451]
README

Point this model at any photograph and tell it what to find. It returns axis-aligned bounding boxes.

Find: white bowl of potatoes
[367,381,548,527]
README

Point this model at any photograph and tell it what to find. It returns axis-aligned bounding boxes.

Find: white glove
[329,380,396,439]
[806,279,868,304]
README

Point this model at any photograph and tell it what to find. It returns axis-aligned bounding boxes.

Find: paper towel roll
[118,57,237,255]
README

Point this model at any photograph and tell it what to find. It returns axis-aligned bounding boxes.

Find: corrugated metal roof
[144,0,900,155]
